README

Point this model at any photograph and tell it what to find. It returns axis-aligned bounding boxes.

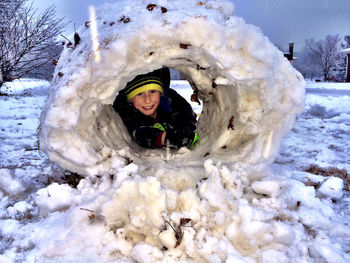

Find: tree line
[294,35,350,81]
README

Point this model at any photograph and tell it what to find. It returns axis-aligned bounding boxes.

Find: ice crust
[39,0,304,176]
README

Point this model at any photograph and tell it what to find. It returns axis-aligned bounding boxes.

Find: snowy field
[0,79,349,262]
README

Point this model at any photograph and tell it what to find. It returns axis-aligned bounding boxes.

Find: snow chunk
[130,243,163,263]
[102,176,166,242]
[158,228,177,248]
[35,183,79,216]
[0,169,25,196]
[7,201,32,217]
[261,249,288,263]
[282,179,317,209]
[318,177,344,200]
[311,233,347,263]
[199,160,228,210]
[272,221,295,245]
[240,220,272,239]
[251,179,283,197]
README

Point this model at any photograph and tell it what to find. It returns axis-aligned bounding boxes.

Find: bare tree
[0,0,66,88]
[23,43,63,80]
[300,35,343,81]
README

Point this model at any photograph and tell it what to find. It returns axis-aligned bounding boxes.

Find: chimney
[289,42,294,60]
[347,54,350,82]
[284,42,294,63]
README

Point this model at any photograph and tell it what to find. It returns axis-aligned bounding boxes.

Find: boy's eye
[150,90,157,94]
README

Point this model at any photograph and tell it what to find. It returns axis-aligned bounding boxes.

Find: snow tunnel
[39,0,305,177]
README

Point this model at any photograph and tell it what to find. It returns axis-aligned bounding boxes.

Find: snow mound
[318,177,344,200]
[39,0,304,177]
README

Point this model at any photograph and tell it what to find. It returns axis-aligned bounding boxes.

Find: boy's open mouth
[143,105,154,111]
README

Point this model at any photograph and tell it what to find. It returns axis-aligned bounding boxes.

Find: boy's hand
[153,123,166,146]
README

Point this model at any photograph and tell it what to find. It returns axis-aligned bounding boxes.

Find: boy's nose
[144,93,151,103]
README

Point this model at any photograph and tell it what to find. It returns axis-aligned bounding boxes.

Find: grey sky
[233,0,350,51]
[32,0,350,51]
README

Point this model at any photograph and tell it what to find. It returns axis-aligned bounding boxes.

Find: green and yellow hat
[124,70,166,100]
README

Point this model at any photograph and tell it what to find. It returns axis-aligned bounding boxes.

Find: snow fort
[39,0,304,176]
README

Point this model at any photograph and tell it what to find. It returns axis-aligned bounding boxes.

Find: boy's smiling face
[130,90,161,118]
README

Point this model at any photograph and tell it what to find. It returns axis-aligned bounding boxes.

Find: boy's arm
[160,89,198,148]
[160,131,166,145]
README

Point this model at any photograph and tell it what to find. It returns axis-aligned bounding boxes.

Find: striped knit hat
[124,69,165,100]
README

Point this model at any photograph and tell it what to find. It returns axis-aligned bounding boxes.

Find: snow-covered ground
[0,79,349,262]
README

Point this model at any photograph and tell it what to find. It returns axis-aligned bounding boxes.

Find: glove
[187,132,200,150]
[152,122,165,132]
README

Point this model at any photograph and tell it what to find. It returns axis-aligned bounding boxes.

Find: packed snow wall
[39,0,304,176]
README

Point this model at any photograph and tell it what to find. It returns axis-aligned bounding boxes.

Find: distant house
[342,48,350,82]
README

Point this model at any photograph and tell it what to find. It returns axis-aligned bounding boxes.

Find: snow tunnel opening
[92,65,206,158]
[91,56,263,166]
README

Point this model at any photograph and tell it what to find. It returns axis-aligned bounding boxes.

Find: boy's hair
[124,68,169,100]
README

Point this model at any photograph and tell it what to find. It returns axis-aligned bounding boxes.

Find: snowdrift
[39,0,304,177]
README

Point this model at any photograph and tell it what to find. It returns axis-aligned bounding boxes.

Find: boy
[113,67,198,149]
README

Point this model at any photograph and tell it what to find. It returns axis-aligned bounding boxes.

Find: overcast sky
[32,0,350,52]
